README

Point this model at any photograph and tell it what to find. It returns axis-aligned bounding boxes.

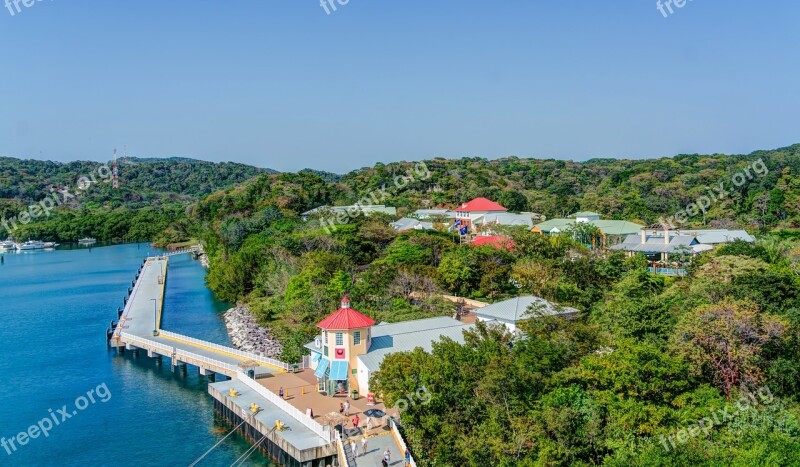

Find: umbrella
[363,409,386,419]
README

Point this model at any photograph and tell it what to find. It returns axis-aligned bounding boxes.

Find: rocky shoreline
[223,306,282,357]
[198,252,209,268]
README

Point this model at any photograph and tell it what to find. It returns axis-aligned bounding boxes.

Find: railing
[649,267,687,276]
[112,258,154,340]
[157,329,299,371]
[235,372,331,440]
[390,417,417,467]
[119,332,239,375]
[335,431,352,467]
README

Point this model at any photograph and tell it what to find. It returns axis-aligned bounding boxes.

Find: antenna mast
[112,148,119,189]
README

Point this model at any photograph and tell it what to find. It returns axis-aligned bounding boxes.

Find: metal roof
[390,218,434,231]
[477,213,534,228]
[609,234,699,253]
[474,296,580,323]
[535,219,644,236]
[317,298,376,330]
[358,317,473,372]
[455,198,508,212]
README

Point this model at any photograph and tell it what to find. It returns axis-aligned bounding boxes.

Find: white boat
[17,240,45,251]
[0,239,15,249]
[43,242,59,248]
[78,237,97,245]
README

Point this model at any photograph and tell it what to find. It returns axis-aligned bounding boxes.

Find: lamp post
[151,298,159,336]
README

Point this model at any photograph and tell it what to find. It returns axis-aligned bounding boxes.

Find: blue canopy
[329,360,349,381]
[314,358,330,378]
[311,352,322,363]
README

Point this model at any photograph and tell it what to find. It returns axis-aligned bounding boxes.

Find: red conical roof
[317,297,376,330]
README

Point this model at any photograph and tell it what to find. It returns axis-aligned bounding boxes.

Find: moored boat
[17,240,45,251]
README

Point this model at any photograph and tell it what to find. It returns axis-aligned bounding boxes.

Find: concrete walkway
[113,256,280,377]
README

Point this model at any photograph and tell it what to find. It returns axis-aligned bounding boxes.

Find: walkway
[111,256,291,378]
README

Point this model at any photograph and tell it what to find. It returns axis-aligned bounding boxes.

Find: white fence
[236,372,331,440]
[157,329,299,371]
[119,332,240,375]
[335,431,352,467]
[390,418,417,467]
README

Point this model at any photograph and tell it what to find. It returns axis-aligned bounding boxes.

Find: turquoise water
[0,244,270,466]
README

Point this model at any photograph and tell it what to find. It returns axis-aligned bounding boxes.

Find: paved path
[113,256,284,377]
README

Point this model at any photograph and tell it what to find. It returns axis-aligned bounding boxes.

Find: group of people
[347,442,411,467]
[338,399,412,465]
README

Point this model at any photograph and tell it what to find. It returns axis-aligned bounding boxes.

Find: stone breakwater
[223,306,282,357]
[198,252,209,268]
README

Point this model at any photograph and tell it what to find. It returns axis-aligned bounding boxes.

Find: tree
[670,300,787,399]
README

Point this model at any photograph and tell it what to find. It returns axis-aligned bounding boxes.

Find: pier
[108,252,412,466]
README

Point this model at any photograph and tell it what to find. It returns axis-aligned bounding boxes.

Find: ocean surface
[0,243,270,466]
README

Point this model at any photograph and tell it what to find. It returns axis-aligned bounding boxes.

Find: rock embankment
[223,306,282,357]
[198,252,209,268]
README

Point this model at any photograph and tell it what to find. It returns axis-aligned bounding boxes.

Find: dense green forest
[180,144,800,465]
[0,156,269,242]
[5,145,800,464]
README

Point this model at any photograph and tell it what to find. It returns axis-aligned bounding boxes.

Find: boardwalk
[109,253,413,466]
[111,255,289,378]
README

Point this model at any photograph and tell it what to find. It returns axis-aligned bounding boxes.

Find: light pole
[151,298,159,336]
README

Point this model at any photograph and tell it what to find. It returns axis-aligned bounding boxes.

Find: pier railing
[235,372,331,440]
[335,431,352,467]
[390,417,418,467]
[119,332,240,375]
[157,329,300,371]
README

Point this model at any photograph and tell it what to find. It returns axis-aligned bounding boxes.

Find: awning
[312,352,322,363]
[314,358,330,378]
[329,360,349,381]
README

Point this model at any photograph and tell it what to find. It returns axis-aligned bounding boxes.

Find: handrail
[235,372,330,439]
[157,329,298,371]
[335,431,352,467]
[119,332,239,374]
[390,418,417,467]
[113,258,155,340]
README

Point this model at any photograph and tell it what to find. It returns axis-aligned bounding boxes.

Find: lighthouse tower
[313,296,375,396]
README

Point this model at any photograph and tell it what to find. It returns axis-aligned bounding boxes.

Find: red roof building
[316,297,376,330]
[471,235,515,250]
[455,197,507,213]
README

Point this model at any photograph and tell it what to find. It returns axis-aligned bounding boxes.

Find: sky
[0,1,798,173]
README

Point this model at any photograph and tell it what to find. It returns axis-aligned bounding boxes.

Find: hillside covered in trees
[0,156,270,242]
[176,144,800,465]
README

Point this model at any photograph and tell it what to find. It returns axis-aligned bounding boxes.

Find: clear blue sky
[0,1,798,172]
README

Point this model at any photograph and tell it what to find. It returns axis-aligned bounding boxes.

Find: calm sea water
[0,244,270,466]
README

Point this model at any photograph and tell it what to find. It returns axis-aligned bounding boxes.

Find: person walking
[350,440,358,457]
[404,449,411,466]
[384,448,391,464]
[352,414,360,429]
[361,436,367,456]
[344,400,350,416]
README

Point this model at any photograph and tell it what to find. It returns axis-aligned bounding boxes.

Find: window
[335,333,343,346]
[353,331,361,345]
[324,331,328,344]
[324,346,329,357]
